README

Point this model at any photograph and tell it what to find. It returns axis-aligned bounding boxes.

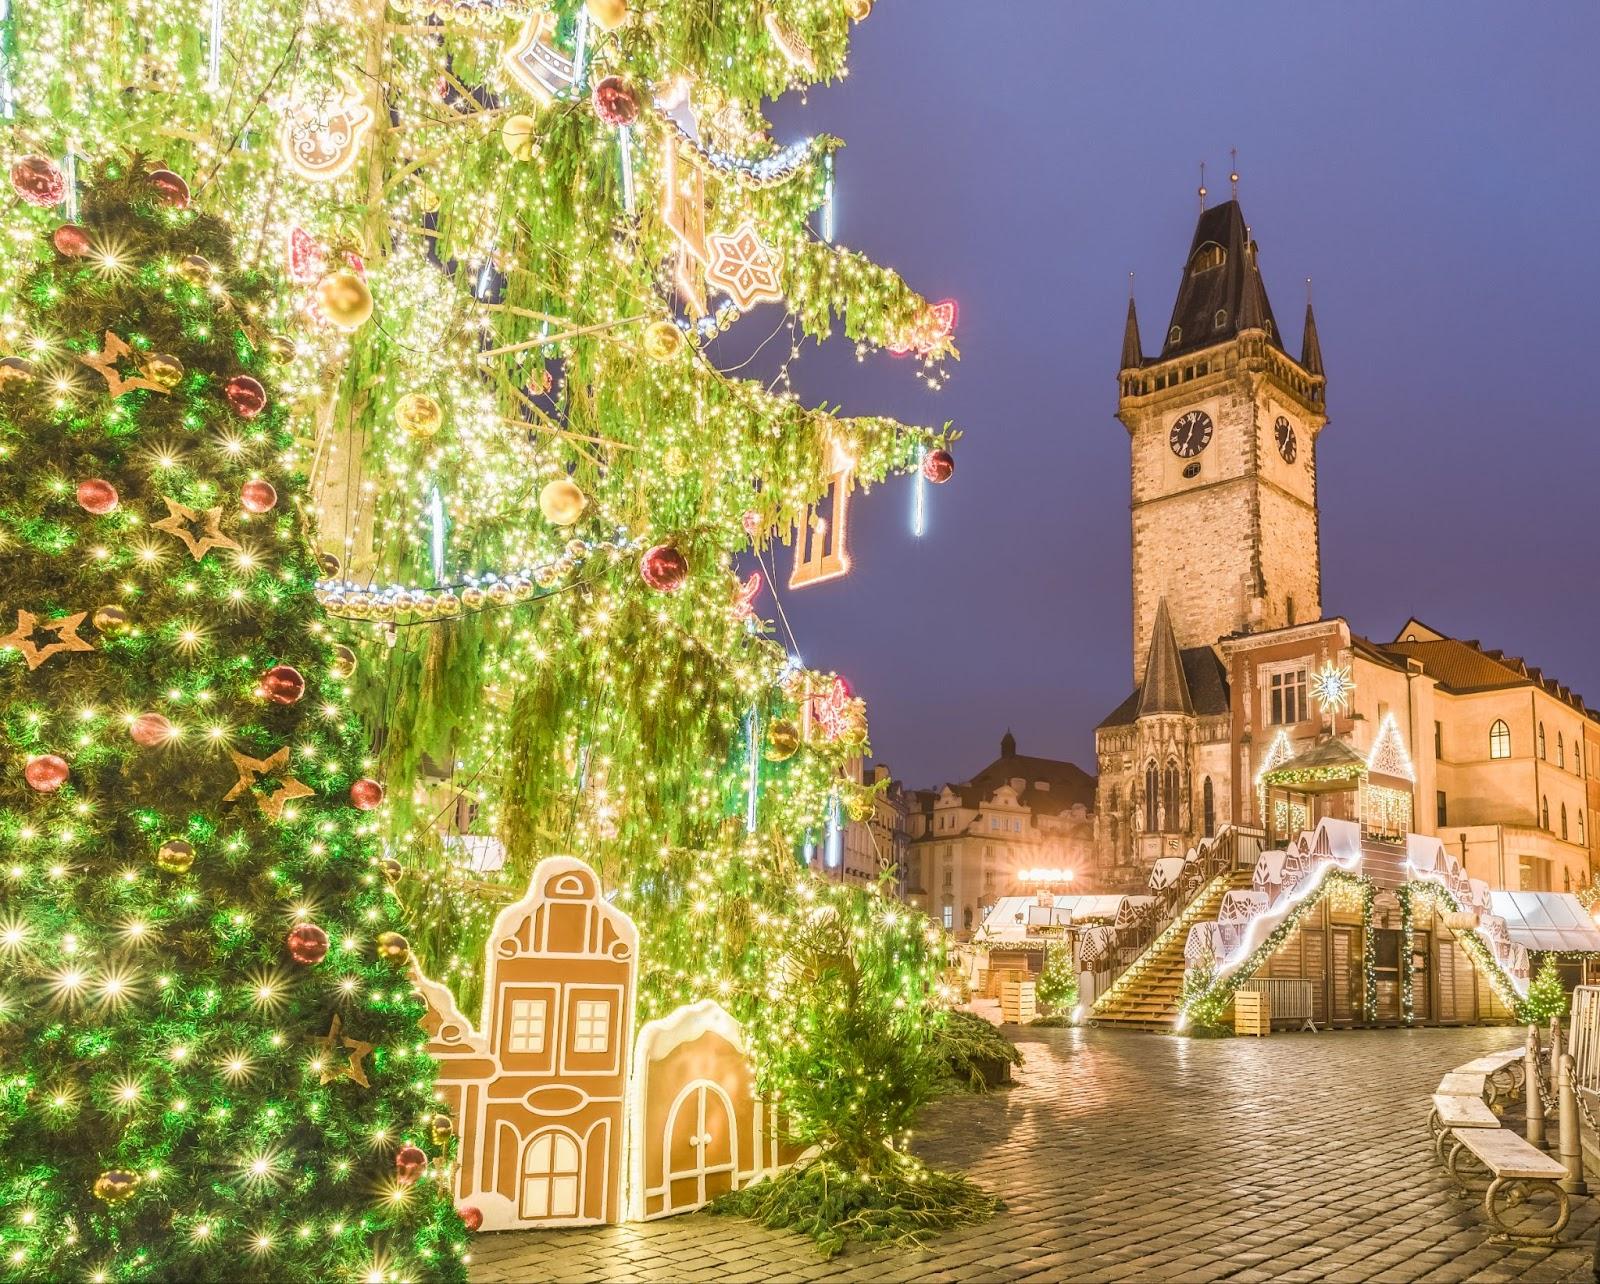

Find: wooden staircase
[1092,867,1258,1030]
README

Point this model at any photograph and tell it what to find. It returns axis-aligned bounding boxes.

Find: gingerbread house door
[520,1128,583,1222]
[664,1081,737,1213]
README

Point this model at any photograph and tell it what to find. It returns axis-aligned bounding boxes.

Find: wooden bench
[1453,1048,1527,1106]
[1449,1128,1571,1246]
[1436,1071,1488,1100]
[1428,1092,1500,1159]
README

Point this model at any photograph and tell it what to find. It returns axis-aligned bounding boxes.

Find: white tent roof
[1487,891,1600,954]
[976,894,1152,940]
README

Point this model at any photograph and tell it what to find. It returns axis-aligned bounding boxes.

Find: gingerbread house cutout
[418,855,637,1230]
[625,999,803,1221]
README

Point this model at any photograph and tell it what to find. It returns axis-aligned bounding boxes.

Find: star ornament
[314,1013,373,1088]
[1,610,94,671]
[79,331,170,398]
[152,497,242,562]
[706,221,784,309]
[1309,662,1356,716]
[224,747,316,821]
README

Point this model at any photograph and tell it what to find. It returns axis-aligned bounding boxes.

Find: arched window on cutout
[1538,723,1547,759]
[1162,761,1181,831]
[1557,732,1565,767]
[1202,777,1215,838]
[1144,763,1159,833]
[1542,796,1550,830]
[1561,803,1569,841]
[1489,720,1511,760]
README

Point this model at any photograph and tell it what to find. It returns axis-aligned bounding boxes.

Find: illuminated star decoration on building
[0,609,94,670]
[706,221,784,309]
[78,331,170,397]
[1309,661,1356,716]
[223,747,315,821]
[277,69,375,182]
[313,1013,373,1088]
[151,496,242,561]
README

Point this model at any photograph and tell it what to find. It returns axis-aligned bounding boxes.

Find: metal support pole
[1558,1052,1587,1194]
[1527,1025,1546,1149]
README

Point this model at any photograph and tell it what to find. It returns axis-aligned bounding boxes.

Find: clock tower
[1117,198,1327,681]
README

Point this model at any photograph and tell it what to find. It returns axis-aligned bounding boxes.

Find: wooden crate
[1234,989,1270,1037]
[1000,979,1037,1025]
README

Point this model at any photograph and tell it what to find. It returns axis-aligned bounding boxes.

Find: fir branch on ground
[710,1155,1000,1258]
[934,1009,1023,1093]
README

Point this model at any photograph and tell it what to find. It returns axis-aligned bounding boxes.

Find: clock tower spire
[1116,196,1328,682]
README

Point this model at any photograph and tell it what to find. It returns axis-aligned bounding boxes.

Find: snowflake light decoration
[1309,661,1355,716]
[705,221,784,309]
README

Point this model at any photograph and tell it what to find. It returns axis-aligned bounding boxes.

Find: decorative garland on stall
[1405,880,1529,1021]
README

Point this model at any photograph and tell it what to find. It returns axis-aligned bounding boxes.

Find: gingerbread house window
[574,999,611,1053]
[523,1129,582,1220]
[507,998,548,1054]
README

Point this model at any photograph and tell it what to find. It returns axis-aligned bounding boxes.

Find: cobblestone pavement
[469,1025,1599,1283]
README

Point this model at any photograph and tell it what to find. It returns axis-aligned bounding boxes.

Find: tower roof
[1120,296,1143,370]
[1301,301,1324,375]
[1136,599,1194,717]
[1159,199,1284,361]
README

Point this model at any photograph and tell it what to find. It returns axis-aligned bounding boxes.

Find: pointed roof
[1120,297,1143,370]
[1000,728,1017,759]
[1159,199,1284,361]
[1301,301,1324,375]
[1137,599,1194,717]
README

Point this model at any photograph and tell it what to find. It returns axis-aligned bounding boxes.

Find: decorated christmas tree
[0,159,465,1281]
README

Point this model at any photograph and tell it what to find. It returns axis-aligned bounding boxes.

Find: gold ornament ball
[461,585,486,610]
[316,270,374,331]
[156,837,196,874]
[765,719,801,762]
[430,1113,454,1145]
[846,0,872,19]
[330,644,358,679]
[395,391,443,439]
[264,333,296,364]
[93,604,132,635]
[376,931,411,963]
[94,1170,140,1204]
[379,856,403,884]
[642,319,684,361]
[501,114,538,161]
[538,478,586,526]
[176,254,213,285]
[141,352,185,389]
[487,581,513,606]
[585,0,627,30]
[437,592,461,616]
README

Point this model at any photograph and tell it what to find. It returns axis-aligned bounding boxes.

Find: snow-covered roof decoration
[1488,891,1600,954]
[1219,889,1269,925]
[1149,857,1187,891]
[975,894,1153,942]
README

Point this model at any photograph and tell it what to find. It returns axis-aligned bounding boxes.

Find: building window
[1167,325,1182,345]
[1561,804,1569,841]
[1214,308,1228,330]
[1557,733,1565,768]
[1285,595,1295,625]
[1162,761,1180,831]
[1538,723,1547,759]
[1269,670,1307,725]
[1434,721,1443,758]
[1012,819,1022,832]
[1581,812,1588,846]
[1202,777,1215,837]
[507,998,548,1054]
[942,867,952,890]
[1489,720,1511,759]
[572,999,610,1054]
[963,906,973,931]
[1436,791,1448,828]
[1190,242,1226,273]
[1542,796,1550,830]
[942,904,954,930]
[1144,762,1159,832]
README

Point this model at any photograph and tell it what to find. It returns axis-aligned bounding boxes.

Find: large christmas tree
[0,159,465,1281]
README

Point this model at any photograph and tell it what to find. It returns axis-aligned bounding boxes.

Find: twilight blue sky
[761,0,1600,790]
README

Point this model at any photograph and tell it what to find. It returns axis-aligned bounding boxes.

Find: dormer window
[1167,325,1182,345]
[1189,242,1226,273]
[1214,309,1228,330]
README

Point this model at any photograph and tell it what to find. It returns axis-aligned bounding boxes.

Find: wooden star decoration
[151,496,242,562]
[0,610,94,671]
[78,331,170,398]
[223,746,316,821]
[313,1013,373,1088]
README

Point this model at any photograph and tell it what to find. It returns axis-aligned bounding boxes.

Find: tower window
[1561,803,1568,841]
[1163,761,1181,830]
[1542,796,1550,829]
[1214,309,1228,330]
[1144,762,1159,832]
[1167,325,1182,346]
[1189,242,1226,273]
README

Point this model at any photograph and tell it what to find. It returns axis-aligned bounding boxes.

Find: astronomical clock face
[1274,414,1298,463]
[1168,409,1212,458]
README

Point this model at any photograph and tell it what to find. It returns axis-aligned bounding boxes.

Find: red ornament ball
[52,223,92,257]
[258,664,305,705]
[24,754,70,793]
[350,778,385,811]
[591,76,640,127]
[11,156,67,208]
[639,544,688,593]
[147,169,190,208]
[130,713,174,747]
[395,1145,428,1183]
[240,479,278,514]
[458,1205,484,1232]
[286,922,330,965]
[224,374,267,419]
[75,478,119,514]
[922,448,955,484]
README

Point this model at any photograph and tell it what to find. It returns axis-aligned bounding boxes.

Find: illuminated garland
[1405,879,1528,1020]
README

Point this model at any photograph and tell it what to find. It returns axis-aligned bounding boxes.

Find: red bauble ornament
[75,478,119,514]
[240,479,278,514]
[24,754,70,793]
[591,76,640,127]
[258,664,306,705]
[922,448,955,484]
[350,778,385,811]
[147,169,190,208]
[130,713,174,747]
[458,1205,484,1232]
[53,223,92,257]
[286,922,330,965]
[394,1145,427,1183]
[11,156,67,208]
[639,544,688,592]
[223,375,267,419]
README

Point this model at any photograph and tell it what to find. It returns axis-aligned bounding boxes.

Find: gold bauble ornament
[430,1113,454,1145]
[379,856,403,884]
[316,270,374,331]
[845,0,872,19]
[330,644,357,679]
[487,581,513,606]
[156,837,196,874]
[461,586,486,610]
[176,254,213,285]
[395,391,443,439]
[264,333,296,364]
[140,352,185,389]
[94,1170,140,1204]
[376,931,411,963]
[584,0,627,30]
[437,592,461,616]
[642,319,684,361]
[501,114,538,161]
[538,478,586,526]
[765,719,801,762]
[93,604,133,635]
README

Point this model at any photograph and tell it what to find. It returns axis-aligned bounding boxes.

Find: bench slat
[1454,1128,1568,1179]
[1436,1072,1488,1098]
[1455,1049,1525,1074]
[1431,1093,1499,1127]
